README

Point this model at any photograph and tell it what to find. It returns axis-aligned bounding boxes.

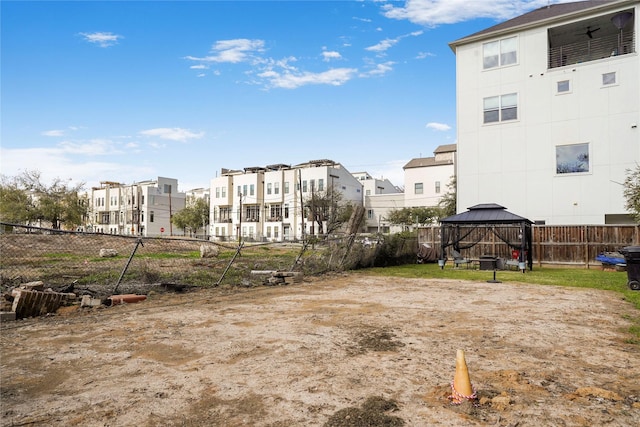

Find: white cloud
[366,38,399,53]
[417,51,436,59]
[366,30,423,54]
[0,146,152,189]
[426,122,451,131]
[139,128,205,142]
[185,38,265,64]
[360,61,395,77]
[322,51,342,62]
[190,64,208,69]
[58,139,123,155]
[258,67,358,89]
[42,129,65,137]
[382,0,560,26]
[79,32,123,48]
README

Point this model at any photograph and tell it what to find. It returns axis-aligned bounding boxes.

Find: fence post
[113,238,144,294]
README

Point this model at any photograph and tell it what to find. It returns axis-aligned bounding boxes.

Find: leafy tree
[438,175,457,218]
[623,164,640,223]
[386,206,440,228]
[0,179,34,223]
[171,196,210,236]
[0,170,87,229]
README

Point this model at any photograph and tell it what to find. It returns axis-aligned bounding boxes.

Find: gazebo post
[519,223,527,273]
[439,223,446,269]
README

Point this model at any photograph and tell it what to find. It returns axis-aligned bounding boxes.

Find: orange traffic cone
[449,349,477,404]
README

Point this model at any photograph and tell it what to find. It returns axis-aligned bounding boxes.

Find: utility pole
[299,170,305,242]
[168,184,173,236]
[238,194,243,244]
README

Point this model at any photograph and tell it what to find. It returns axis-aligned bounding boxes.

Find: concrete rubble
[99,248,118,257]
[251,270,303,286]
[0,280,149,322]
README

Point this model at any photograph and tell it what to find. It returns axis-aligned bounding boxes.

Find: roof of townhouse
[433,144,457,154]
[404,144,457,169]
[449,0,625,49]
[265,164,291,171]
[403,156,454,169]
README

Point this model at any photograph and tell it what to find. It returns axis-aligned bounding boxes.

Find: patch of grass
[363,263,640,343]
[139,252,201,259]
[44,253,80,259]
[182,270,222,287]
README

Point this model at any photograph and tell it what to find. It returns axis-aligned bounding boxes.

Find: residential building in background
[449,0,639,224]
[209,160,363,242]
[352,171,404,233]
[86,177,186,236]
[403,144,457,209]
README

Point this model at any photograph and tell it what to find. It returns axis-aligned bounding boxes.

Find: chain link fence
[1,223,419,298]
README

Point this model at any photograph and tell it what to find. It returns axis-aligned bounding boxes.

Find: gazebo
[439,203,533,271]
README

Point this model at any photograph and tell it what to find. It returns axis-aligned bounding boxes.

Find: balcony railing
[548,30,635,69]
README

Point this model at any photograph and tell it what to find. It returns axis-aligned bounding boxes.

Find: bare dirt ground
[2,273,640,427]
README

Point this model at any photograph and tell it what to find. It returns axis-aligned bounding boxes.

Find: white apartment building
[209,160,363,242]
[352,171,404,233]
[86,177,186,236]
[403,144,457,209]
[449,0,639,224]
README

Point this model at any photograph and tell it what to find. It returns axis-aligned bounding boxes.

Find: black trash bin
[620,246,640,291]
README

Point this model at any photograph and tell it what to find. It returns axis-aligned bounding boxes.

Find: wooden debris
[10,288,76,319]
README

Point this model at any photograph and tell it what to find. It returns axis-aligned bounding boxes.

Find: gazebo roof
[440,203,533,225]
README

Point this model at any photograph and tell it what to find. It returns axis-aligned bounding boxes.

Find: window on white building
[302,180,308,192]
[483,36,517,69]
[367,209,374,219]
[221,187,226,198]
[415,183,424,194]
[557,80,570,93]
[274,182,280,194]
[483,93,517,123]
[284,182,289,194]
[267,183,272,195]
[250,184,255,196]
[556,143,590,174]
[318,179,324,191]
[435,181,441,193]
[602,72,616,86]
[150,211,154,222]
[215,187,220,198]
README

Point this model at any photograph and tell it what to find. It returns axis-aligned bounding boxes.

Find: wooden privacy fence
[418,224,640,268]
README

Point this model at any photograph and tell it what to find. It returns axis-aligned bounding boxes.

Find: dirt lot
[2,273,640,426]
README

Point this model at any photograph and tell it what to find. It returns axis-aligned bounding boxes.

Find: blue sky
[1,0,566,191]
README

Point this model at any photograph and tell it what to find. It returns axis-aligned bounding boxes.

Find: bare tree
[304,188,352,237]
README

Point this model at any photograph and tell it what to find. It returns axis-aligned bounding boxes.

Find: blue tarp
[595,252,625,265]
